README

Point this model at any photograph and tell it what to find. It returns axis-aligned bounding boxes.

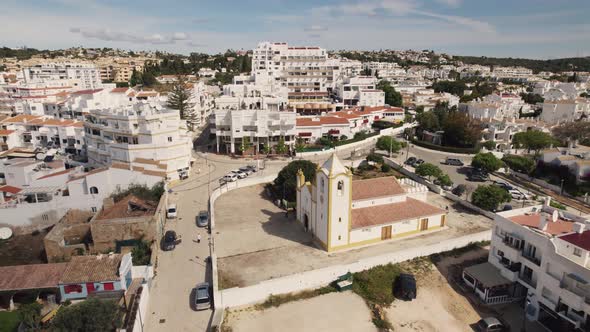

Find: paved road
[144,154,286,332]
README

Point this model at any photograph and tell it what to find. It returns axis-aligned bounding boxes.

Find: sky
[2,0,590,59]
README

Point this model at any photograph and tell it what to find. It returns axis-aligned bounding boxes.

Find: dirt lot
[224,247,544,332]
[0,228,49,266]
[216,185,492,287]
[224,292,376,332]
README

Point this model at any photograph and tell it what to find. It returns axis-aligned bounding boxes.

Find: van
[443,158,464,166]
[166,204,177,219]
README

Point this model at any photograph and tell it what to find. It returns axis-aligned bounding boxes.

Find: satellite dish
[552,210,559,222]
[0,227,12,240]
[36,153,46,160]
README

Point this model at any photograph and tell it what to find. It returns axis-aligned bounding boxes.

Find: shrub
[381,164,392,173]
[376,136,401,153]
[366,153,384,164]
[415,163,443,180]
[472,185,511,211]
[111,182,164,203]
[131,239,152,265]
[502,154,536,174]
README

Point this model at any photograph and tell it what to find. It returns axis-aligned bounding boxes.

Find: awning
[464,262,511,288]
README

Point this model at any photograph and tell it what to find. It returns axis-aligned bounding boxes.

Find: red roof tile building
[296,154,446,252]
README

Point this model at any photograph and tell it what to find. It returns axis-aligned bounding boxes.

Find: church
[296,154,447,252]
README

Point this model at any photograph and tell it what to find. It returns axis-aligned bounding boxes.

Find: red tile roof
[110,87,129,93]
[352,198,444,229]
[71,89,103,95]
[0,263,68,291]
[36,168,74,180]
[60,254,123,283]
[509,214,574,236]
[0,185,21,194]
[559,230,590,251]
[0,129,15,136]
[296,117,349,127]
[352,176,406,200]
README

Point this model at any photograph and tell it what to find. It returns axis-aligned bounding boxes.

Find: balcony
[559,284,585,312]
[521,252,541,266]
[519,273,537,288]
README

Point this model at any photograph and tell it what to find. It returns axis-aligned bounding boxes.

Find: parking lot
[215,185,492,287]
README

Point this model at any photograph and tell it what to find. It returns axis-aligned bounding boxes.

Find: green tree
[437,174,453,187]
[275,137,288,155]
[472,185,511,211]
[142,71,157,87]
[376,80,402,107]
[366,153,384,164]
[512,130,556,155]
[442,111,482,147]
[129,68,143,86]
[416,111,440,132]
[471,152,504,173]
[262,144,272,155]
[482,140,496,150]
[519,92,544,104]
[295,138,306,153]
[273,160,317,201]
[376,136,401,153]
[415,163,443,180]
[502,155,536,174]
[167,75,196,130]
[239,136,252,154]
[18,302,42,331]
[552,122,590,146]
[131,239,152,265]
[51,298,122,332]
[452,184,467,197]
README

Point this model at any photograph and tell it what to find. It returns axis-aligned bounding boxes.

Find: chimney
[102,197,114,211]
[573,222,586,234]
[539,215,548,232]
[544,196,552,207]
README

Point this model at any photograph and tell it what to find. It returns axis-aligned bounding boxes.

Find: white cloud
[69,27,188,45]
[434,0,462,7]
[304,25,328,32]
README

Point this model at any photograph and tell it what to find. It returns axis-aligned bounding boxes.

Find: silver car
[197,210,209,227]
[194,282,211,310]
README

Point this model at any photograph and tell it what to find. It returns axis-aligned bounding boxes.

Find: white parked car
[231,170,247,179]
[239,166,254,175]
[222,174,238,182]
[509,189,530,200]
[166,204,177,219]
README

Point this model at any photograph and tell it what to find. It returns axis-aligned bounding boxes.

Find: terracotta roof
[0,185,22,194]
[60,254,123,284]
[95,194,157,220]
[352,198,444,229]
[0,114,43,123]
[352,176,406,200]
[110,87,129,93]
[36,168,74,180]
[71,89,103,95]
[0,129,15,136]
[509,214,574,236]
[0,263,68,291]
[559,230,590,251]
[296,117,350,127]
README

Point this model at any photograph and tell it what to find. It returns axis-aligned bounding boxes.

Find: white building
[22,63,103,90]
[482,119,551,152]
[84,103,193,180]
[0,164,163,231]
[0,114,85,154]
[542,145,590,183]
[492,66,534,81]
[467,93,532,121]
[541,99,590,124]
[334,76,380,106]
[252,42,340,94]
[296,154,446,252]
[463,201,590,331]
[210,108,296,155]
